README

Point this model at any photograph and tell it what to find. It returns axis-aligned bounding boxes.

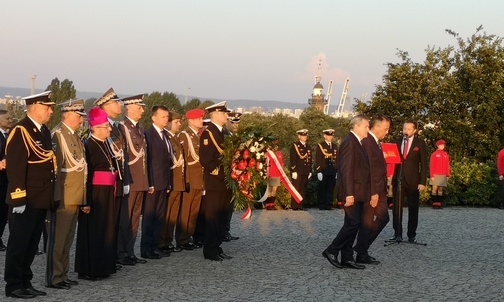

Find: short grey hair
[349,114,369,130]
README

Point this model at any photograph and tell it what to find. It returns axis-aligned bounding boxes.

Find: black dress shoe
[341,260,366,269]
[389,236,403,242]
[64,279,79,286]
[36,249,44,255]
[180,243,195,250]
[0,240,6,251]
[26,286,47,296]
[223,234,239,241]
[356,255,381,265]
[116,264,122,270]
[130,256,147,264]
[46,281,71,290]
[324,206,333,210]
[322,249,343,268]
[117,256,136,266]
[141,251,162,259]
[193,241,203,249]
[204,254,223,261]
[155,249,171,257]
[6,288,36,299]
[218,252,233,260]
[408,237,417,243]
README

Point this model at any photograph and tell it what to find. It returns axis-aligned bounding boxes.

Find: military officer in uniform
[117,94,151,265]
[199,101,233,261]
[289,129,312,210]
[179,109,205,248]
[94,88,131,270]
[4,91,56,298]
[315,129,337,210]
[45,99,87,290]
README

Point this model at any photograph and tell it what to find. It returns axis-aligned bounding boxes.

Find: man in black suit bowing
[354,115,391,264]
[0,110,12,252]
[391,120,428,243]
[199,101,233,261]
[142,106,172,259]
[323,115,371,269]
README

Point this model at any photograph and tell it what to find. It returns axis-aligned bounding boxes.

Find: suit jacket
[393,135,428,189]
[167,131,185,192]
[5,116,56,209]
[109,121,131,196]
[51,123,86,206]
[0,130,7,186]
[362,135,387,197]
[315,141,337,175]
[290,141,312,176]
[199,122,227,191]
[145,125,172,191]
[179,127,203,190]
[336,132,370,203]
[120,118,148,191]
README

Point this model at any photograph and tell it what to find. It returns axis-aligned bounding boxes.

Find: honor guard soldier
[199,101,233,261]
[315,129,337,210]
[94,88,131,270]
[4,91,56,298]
[117,94,151,265]
[46,99,87,290]
[289,129,312,210]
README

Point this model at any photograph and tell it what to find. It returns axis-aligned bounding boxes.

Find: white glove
[202,190,206,196]
[308,173,312,179]
[123,185,130,195]
[335,174,338,180]
[292,172,298,180]
[317,173,323,181]
[13,205,26,214]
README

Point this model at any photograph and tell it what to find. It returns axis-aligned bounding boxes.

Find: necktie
[403,138,409,159]
[328,142,331,149]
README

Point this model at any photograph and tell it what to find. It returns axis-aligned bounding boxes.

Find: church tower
[308,59,328,112]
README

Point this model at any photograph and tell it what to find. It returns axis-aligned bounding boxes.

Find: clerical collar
[91,134,105,142]
[27,115,43,131]
[62,122,75,135]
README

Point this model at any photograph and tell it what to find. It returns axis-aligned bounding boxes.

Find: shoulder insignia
[203,139,208,146]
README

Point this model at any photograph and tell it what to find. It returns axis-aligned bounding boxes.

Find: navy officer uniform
[315,129,337,210]
[289,129,312,210]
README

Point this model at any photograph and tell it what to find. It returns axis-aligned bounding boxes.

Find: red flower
[237,160,248,170]
[248,158,256,168]
[242,149,250,159]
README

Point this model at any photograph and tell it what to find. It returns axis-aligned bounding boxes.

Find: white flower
[249,146,256,153]
[257,163,263,170]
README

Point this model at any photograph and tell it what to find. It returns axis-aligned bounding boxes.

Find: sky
[2,0,503,106]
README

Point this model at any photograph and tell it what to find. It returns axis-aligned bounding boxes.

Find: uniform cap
[94,88,121,106]
[122,94,146,106]
[436,139,446,146]
[59,99,86,116]
[87,106,109,127]
[228,111,242,124]
[22,91,55,106]
[205,101,231,113]
[323,129,335,135]
[296,129,308,135]
[185,108,205,119]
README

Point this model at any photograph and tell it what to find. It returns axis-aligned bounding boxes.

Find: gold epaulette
[206,129,224,155]
[294,143,308,159]
[318,143,333,157]
[10,188,26,199]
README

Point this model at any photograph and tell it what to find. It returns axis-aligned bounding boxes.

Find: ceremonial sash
[265,149,303,204]
[92,171,117,186]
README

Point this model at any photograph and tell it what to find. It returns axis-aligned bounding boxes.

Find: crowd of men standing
[1,89,238,299]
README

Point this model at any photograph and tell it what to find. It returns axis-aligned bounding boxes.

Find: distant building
[308,59,332,113]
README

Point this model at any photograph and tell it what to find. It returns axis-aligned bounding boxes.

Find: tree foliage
[46,78,77,130]
[355,26,504,162]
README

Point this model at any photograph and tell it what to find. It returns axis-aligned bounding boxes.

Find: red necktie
[403,138,409,159]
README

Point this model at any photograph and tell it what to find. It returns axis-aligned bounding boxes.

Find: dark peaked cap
[22,91,55,106]
[94,87,120,106]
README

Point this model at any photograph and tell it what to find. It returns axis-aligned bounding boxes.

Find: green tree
[46,78,77,130]
[140,91,182,128]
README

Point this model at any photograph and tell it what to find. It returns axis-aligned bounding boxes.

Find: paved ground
[0,207,503,301]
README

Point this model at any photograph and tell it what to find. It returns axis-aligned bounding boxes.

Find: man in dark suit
[354,115,391,264]
[199,101,233,261]
[391,120,428,243]
[0,110,12,252]
[95,88,131,270]
[289,129,312,210]
[315,129,337,210]
[142,106,172,259]
[4,91,56,298]
[323,115,370,270]
[116,94,151,265]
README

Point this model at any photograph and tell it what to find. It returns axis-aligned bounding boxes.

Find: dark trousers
[327,201,364,262]
[0,185,8,243]
[141,190,167,255]
[291,175,308,209]
[117,191,144,258]
[354,195,389,255]
[223,198,234,235]
[318,174,336,208]
[203,190,231,257]
[4,206,46,293]
[499,179,504,207]
[193,195,205,244]
[392,185,420,239]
